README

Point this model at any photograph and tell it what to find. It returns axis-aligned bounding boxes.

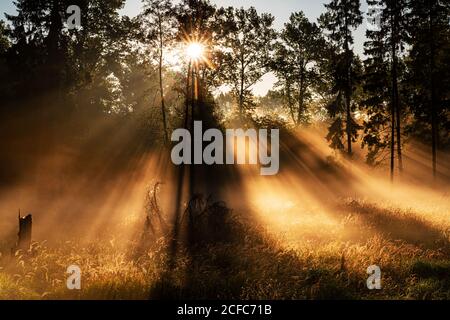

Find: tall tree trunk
[345,43,353,156]
[47,0,64,92]
[429,1,438,179]
[158,19,169,145]
[184,62,191,129]
[191,67,196,131]
[390,11,397,183]
[392,49,403,173]
[239,60,245,116]
[343,13,353,156]
[286,81,296,123]
[390,89,396,183]
[45,0,65,149]
[431,89,438,179]
[392,7,403,174]
[190,66,196,195]
[297,64,305,125]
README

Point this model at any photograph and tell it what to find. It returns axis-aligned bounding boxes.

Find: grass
[0,198,449,300]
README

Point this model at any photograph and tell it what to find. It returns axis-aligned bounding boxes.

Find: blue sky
[1,0,369,95]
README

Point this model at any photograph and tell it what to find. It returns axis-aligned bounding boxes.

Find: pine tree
[384,0,408,175]
[407,0,450,178]
[0,21,8,53]
[361,0,409,181]
[319,0,363,156]
[5,0,65,99]
[0,21,11,105]
[361,22,392,167]
[322,48,363,152]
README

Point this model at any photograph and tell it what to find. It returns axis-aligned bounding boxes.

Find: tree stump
[17,214,32,250]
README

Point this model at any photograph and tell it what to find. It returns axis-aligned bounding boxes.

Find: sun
[185,42,205,61]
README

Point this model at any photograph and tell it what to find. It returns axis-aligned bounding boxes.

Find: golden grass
[0,198,449,300]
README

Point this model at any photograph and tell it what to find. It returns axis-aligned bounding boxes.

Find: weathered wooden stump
[17,213,32,250]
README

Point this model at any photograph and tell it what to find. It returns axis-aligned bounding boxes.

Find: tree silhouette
[319,0,363,156]
[406,0,450,178]
[141,0,177,144]
[215,6,276,116]
[272,12,326,125]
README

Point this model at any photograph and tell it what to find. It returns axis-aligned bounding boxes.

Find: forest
[0,0,449,300]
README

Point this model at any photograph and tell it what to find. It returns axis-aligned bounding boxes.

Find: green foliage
[272,12,326,125]
[405,0,450,150]
[319,0,363,155]
[0,21,9,53]
[361,0,410,167]
[319,0,363,48]
[408,261,450,299]
[0,0,184,150]
[323,51,363,152]
[215,6,276,115]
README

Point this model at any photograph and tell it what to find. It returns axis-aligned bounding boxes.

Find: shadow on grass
[147,199,358,300]
[407,260,450,300]
[343,200,449,251]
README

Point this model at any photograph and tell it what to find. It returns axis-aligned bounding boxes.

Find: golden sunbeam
[185,42,205,62]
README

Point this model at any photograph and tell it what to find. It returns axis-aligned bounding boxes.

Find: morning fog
[171,121,279,176]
